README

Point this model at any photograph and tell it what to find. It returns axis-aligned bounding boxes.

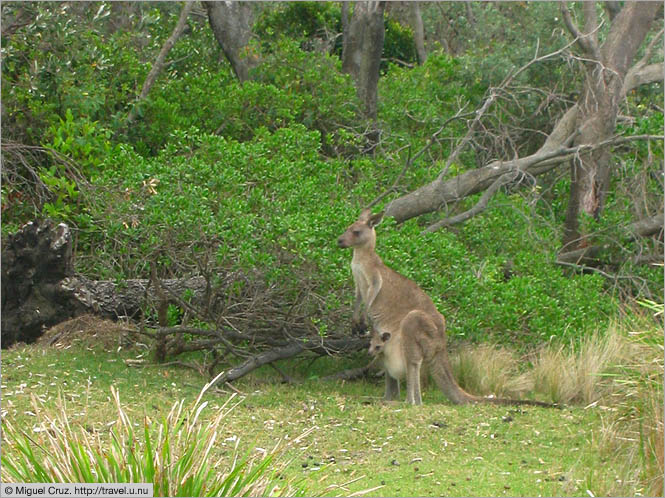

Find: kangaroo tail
[430,350,559,408]
[429,349,479,405]
[479,397,561,409]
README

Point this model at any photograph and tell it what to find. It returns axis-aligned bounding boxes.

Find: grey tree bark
[410,2,427,65]
[561,2,662,249]
[203,1,255,82]
[342,1,386,119]
[383,2,663,246]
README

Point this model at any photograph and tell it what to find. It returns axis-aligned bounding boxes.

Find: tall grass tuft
[589,304,663,497]
[530,328,626,405]
[1,379,307,497]
[450,343,534,398]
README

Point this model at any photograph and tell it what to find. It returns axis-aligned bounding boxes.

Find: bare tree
[383,2,663,256]
[203,1,256,82]
[560,2,662,250]
[342,1,386,119]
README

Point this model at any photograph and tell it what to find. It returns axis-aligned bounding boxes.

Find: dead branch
[628,213,664,239]
[560,3,602,60]
[420,134,662,233]
[622,27,664,98]
[320,358,378,382]
[557,213,664,265]
[386,124,661,225]
[127,1,194,125]
[423,171,518,233]
[367,106,474,209]
[207,335,370,389]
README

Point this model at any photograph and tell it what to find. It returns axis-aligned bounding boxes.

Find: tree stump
[2,220,78,346]
[1,220,208,348]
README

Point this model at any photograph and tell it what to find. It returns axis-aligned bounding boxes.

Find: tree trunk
[410,2,427,65]
[342,1,386,120]
[561,2,661,249]
[203,1,255,82]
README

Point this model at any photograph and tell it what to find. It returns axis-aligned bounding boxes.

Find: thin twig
[367,107,473,209]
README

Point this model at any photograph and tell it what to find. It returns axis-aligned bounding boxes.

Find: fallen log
[1,220,208,347]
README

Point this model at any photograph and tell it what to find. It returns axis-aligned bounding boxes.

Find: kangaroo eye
[352,230,361,236]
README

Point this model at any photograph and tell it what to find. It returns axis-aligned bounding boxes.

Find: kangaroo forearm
[365,274,383,311]
[353,290,365,322]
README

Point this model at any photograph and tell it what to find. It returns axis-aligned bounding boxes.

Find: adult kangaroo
[338,209,554,408]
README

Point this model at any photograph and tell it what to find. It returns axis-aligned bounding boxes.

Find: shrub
[71,124,619,346]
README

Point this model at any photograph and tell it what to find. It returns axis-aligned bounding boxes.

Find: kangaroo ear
[381,332,391,342]
[368,211,384,228]
[358,209,372,222]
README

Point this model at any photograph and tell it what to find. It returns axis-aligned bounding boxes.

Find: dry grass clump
[450,328,631,405]
[36,314,140,351]
[450,343,534,398]
[530,327,627,405]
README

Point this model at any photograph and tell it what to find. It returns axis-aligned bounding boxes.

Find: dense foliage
[2,2,662,347]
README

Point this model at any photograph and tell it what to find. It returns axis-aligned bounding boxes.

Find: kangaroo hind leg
[401,310,436,406]
[405,359,423,405]
[384,374,400,401]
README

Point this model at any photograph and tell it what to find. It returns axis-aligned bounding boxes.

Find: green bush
[252,39,360,150]
[383,17,417,67]
[3,1,659,351]
[1,4,149,144]
[76,125,617,346]
[134,39,359,154]
[254,2,341,47]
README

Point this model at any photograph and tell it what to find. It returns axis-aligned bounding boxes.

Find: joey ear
[368,211,384,228]
[381,332,391,342]
[358,209,372,222]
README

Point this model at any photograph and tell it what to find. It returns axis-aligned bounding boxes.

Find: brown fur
[340,209,555,408]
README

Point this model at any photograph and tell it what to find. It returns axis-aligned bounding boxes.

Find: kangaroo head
[337,209,384,249]
[368,329,391,356]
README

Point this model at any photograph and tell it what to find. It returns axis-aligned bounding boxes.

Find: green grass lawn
[1,339,625,497]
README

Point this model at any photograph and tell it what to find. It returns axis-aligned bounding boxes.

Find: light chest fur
[351,259,375,304]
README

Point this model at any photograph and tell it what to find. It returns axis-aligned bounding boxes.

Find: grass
[449,312,664,497]
[1,377,308,496]
[451,342,534,399]
[1,309,662,497]
[530,328,628,405]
